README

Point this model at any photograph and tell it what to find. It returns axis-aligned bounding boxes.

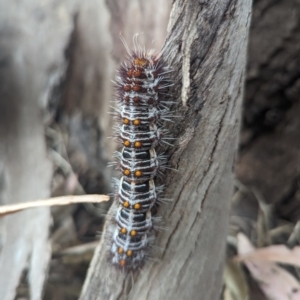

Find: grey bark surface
[80,1,252,300]
[236,0,300,213]
[0,1,77,299]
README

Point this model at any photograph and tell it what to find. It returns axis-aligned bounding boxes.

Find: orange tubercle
[134,141,142,148]
[127,69,133,77]
[124,140,130,147]
[134,203,141,210]
[123,169,131,176]
[120,227,127,234]
[124,85,131,91]
[134,57,149,67]
[130,230,137,236]
[135,170,142,177]
[133,119,141,126]
[133,85,141,92]
[119,259,126,267]
[133,69,142,77]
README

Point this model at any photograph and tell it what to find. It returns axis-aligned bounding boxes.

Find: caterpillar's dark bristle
[108,45,173,271]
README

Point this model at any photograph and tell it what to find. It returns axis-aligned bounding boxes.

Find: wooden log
[80,0,252,299]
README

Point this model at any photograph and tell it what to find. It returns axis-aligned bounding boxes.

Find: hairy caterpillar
[108,36,173,271]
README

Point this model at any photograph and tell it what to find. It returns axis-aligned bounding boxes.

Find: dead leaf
[236,244,300,268]
[236,233,300,300]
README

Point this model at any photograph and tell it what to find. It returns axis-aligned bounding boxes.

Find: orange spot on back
[123,201,130,208]
[134,203,141,210]
[127,69,133,77]
[133,119,140,126]
[123,169,131,176]
[123,118,130,125]
[135,170,142,177]
[134,58,149,67]
[124,140,130,147]
[134,141,142,148]
[118,247,124,254]
[119,259,126,267]
[133,85,141,92]
[124,85,131,91]
[130,230,137,236]
[126,250,133,257]
[133,69,142,77]
[120,227,127,234]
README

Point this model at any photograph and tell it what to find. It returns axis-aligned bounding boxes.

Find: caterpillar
[108,36,173,271]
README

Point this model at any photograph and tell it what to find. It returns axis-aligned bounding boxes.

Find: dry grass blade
[223,260,249,300]
[0,195,110,217]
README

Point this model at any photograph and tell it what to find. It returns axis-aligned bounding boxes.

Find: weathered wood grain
[80,0,252,299]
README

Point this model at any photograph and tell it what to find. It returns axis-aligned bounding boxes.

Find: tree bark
[80,0,252,299]
[0,1,77,299]
[237,0,300,217]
